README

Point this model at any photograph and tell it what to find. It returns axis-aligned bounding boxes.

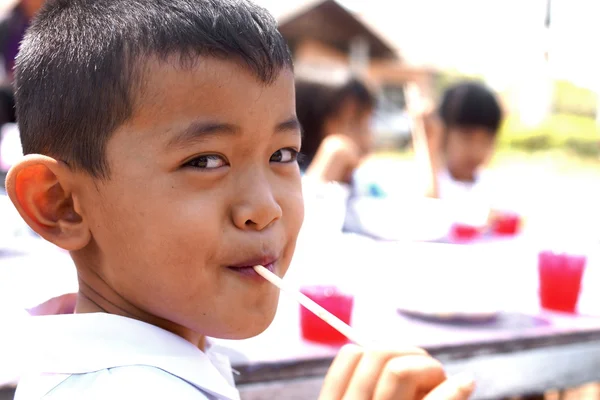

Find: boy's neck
[75,276,207,351]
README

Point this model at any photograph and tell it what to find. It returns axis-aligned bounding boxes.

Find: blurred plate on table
[397,306,500,323]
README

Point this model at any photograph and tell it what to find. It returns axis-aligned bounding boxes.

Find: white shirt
[436,168,490,201]
[437,168,492,226]
[14,313,240,400]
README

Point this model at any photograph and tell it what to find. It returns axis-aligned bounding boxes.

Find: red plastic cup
[538,251,586,313]
[449,223,481,242]
[300,286,354,345]
[492,214,521,236]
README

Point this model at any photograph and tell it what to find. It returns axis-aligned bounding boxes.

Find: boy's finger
[423,374,476,400]
[342,348,429,399]
[372,355,446,400]
[319,344,364,400]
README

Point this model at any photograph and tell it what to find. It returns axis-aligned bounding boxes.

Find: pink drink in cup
[491,213,521,236]
[300,286,354,345]
[449,223,480,242]
[538,251,586,313]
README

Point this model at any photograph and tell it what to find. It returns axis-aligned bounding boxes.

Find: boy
[6,0,475,398]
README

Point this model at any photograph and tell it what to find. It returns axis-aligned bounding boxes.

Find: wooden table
[217,308,600,399]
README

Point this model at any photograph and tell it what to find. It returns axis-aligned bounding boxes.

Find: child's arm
[319,345,474,400]
[305,134,361,184]
[406,83,442,199]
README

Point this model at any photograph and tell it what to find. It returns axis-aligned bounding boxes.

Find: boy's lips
[226,256,278,280]
[227,255,278,269]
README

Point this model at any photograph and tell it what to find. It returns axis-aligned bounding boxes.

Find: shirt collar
[21,313,239,400]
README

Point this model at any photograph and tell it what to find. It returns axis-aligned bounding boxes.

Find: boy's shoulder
[16,313,239,400]
[16,365,211,400]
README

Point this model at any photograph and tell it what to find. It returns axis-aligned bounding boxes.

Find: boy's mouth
[227,258,277,280]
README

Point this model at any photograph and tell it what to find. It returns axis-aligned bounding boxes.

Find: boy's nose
[231,177,283,231]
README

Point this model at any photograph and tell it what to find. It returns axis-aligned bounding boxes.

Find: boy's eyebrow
[166,117,301,149]
[166,121,239,149]
[276,117,301,134]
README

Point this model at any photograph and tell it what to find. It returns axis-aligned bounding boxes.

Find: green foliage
[552,80,597,118]
[499,113,600,157]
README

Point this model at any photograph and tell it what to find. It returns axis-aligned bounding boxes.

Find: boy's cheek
[289,190,305,233]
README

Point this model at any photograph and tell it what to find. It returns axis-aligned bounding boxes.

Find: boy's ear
[5,154,91,251]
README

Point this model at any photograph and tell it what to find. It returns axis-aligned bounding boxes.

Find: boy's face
[74,58,303,340]
[445,126,496,181]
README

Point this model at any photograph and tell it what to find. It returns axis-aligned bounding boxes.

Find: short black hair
[295,74,375,167]
[15,0,293,178]
[439,81,503,135]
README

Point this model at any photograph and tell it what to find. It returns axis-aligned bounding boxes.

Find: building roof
[277,0,397,60]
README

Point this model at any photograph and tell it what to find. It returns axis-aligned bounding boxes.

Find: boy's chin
[216,309,278,340]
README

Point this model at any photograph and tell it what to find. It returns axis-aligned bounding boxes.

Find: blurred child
[295,69,376,184]
[408,81,505,229]
[294,70,379,235]
[411,81,503,201]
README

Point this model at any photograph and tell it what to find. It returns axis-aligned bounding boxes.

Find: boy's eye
[185,154,228,169]
[270,148,298,163]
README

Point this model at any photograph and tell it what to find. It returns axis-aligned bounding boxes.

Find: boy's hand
[319,345,474,400]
